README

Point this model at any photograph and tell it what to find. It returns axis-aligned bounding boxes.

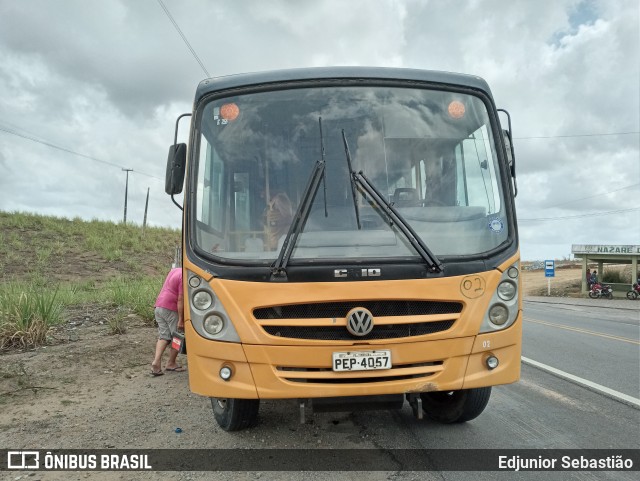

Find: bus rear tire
[211,397,260,431]
[420,387,491,424]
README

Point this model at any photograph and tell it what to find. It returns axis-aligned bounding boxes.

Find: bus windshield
[193,85,510,263]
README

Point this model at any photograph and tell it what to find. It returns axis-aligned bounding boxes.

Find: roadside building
[572,244,640,293]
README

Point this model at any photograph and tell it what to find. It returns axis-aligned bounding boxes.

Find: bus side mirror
[501,128,517,197]
[497,109,516,179]
[165,143,186,195]
[502,129,515,172]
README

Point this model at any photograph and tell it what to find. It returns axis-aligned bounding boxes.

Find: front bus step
[298,395,405,422]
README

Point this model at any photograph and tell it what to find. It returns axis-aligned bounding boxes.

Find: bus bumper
[185,312,521,399]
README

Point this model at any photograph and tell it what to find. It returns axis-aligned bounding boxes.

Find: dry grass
[0,318,51,351]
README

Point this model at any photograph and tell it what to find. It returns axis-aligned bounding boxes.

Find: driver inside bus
[264,192,293,250]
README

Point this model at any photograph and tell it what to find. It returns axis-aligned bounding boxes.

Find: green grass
[0,283,63,350]
[53,276,163,322]
[106,276,164,322]
[0,275,164,346]
[0,210,180,282]
[0,211,180,350]
[602,269,627,284]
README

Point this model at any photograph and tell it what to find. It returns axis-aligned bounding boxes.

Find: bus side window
[457,127,501,215]
[196,138,226,251]
[455,137,496,214]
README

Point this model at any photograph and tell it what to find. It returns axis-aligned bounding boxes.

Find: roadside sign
[545,260,555,278]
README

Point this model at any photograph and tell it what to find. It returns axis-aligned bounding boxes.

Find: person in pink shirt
[151,267,185,376]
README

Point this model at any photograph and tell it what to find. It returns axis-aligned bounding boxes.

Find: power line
[520,207,640,222]
[515,131,639,139]
[157,0,210,78]
[0,126,163,181]
[541,183,640,209]
[0,120,50,142]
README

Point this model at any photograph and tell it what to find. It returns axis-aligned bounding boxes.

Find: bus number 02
[460,275,485,299]
[482,340,491,348]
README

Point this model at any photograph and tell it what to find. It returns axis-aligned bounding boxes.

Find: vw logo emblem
[346,308,374,336]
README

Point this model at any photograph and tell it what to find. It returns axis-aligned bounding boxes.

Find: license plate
[332,350,391,372]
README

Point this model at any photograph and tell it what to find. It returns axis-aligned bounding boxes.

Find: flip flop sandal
[151,370,164,376]
[166,366,186,372]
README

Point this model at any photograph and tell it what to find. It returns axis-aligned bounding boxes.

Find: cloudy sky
[0,0,638,261]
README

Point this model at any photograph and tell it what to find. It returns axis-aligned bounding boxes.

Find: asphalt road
[369,363,640,480]
[522,299,640,399]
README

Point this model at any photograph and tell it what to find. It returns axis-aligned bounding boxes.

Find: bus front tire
[420,387,491,424]
[211,397,260,431]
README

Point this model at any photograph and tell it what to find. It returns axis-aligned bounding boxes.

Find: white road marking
[521,356,640,409]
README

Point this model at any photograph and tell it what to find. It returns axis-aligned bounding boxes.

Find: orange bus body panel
[184,254,521,399]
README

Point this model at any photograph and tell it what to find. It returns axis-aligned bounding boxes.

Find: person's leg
[152,339,170,373]
[164,310,184,371]
[151,307,173,374]
[165,346,183,371]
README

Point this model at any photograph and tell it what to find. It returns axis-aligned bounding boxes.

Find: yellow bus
[165,67,520,431]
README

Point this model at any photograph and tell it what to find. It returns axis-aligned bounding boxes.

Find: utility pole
[122,168,133,224]
[142,187,150,235]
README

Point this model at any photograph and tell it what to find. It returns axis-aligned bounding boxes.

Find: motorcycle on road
[627,283,640,300]
[589,283,613,299]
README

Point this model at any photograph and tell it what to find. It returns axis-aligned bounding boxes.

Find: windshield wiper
[271,159,325,280]
[341,133,443,273]
[320,117,328,218]
[356,172,443,272]
[341,130,362,229]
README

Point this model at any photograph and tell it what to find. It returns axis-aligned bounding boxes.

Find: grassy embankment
[0,211,180,350]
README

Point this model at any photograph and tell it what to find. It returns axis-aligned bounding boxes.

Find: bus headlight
[193,290,214,310]
[204,314,224,335]
[497,281,516,301]
[489,304,509,325]
[187,270,241,342]
[479,262,520,333]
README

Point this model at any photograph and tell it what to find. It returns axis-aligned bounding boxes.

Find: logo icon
[7,451,39,470]
[346,308,374,336]
[488,218,504,233]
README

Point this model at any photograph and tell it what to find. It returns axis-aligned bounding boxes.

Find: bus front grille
[284,373,434,383]
[277,361,443,384]
[263,320,454,341]
[254,300,462,320]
